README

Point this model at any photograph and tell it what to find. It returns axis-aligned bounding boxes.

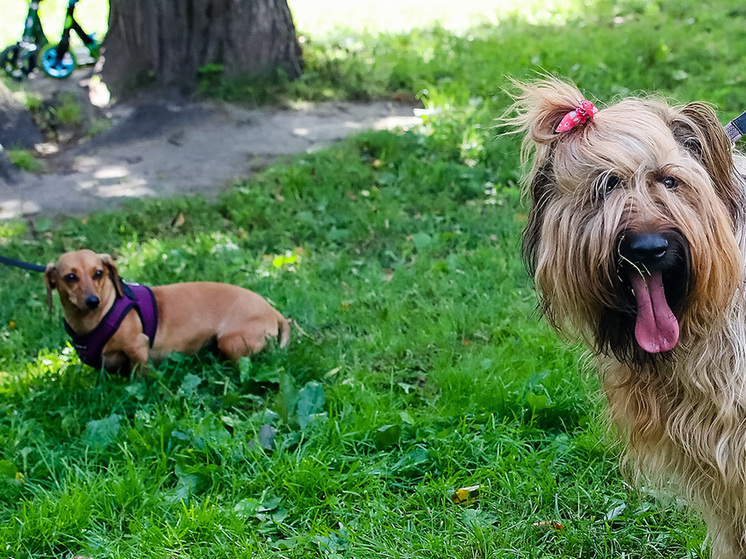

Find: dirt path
[0,79,419,220]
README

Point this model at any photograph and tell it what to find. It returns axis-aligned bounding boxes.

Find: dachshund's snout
[85,295,100,310]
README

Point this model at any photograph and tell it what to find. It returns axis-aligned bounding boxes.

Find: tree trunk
[102,0,304,95]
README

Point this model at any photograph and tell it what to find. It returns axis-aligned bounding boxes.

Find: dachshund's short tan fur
[46,249,290,374]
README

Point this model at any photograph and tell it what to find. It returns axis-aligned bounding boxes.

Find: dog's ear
[522,157,553,276]
[504,79,591,257]
[520,155,558,327]
[44,264,57,313]
[99,253,124,298]
[671,102,744,223]
[504,77,586,260]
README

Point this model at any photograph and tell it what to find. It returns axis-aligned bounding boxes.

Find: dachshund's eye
[599,173,621,199]
[93,269,104,279]
[661,176,679,190]
[63,273,79,283]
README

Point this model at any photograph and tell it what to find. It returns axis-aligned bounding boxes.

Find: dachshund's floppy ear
[44,263,57,313]
[99,254,124,298]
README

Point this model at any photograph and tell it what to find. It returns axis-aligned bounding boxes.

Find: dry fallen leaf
[451,485,481,505]
[532,520,565,530]
[171,213,186,228]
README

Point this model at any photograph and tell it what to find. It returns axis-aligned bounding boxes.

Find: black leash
[0,254,46,273]
[725,110,746,144]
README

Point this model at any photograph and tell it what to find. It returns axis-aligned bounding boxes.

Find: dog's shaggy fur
[509,77,746,558]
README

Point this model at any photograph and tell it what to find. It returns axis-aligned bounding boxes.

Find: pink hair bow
[555,100,598,132]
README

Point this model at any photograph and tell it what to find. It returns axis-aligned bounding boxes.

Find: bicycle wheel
[1,44,34,80]
[39,44,76,79]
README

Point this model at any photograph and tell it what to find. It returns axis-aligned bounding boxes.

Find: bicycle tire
[1,44,35,80]
[39,44,76,79]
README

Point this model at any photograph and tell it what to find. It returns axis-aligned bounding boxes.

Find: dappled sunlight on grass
[290,0,587,36]
[2,0,599,46]
[3,0,586,47]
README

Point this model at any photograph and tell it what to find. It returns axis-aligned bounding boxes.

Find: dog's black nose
[621,233,669,267]
[85,295,100,309]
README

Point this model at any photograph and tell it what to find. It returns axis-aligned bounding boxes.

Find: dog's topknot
[504,76,595,145]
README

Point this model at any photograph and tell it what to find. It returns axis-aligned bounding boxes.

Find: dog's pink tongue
[629,272,679,353]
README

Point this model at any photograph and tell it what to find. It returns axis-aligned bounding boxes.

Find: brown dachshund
[45,249,290,374]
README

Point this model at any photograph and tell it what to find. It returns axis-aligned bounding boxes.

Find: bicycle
[0,0,49,80]
[1,0,100,81]
[39,0,100,79]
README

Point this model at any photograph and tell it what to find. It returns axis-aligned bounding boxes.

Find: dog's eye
[661,176,679,190]
[599,174,622,199]
[63,273,79,283]
[93,269,104,279]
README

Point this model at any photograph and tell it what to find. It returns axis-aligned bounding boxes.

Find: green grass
[4,0,746,557]
[0,132,705,558]
[5,147,46,173]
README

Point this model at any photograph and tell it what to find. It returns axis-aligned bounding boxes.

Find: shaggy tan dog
[509,77,746,558]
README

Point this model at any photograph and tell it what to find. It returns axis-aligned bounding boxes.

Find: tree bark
[102,0,304,95]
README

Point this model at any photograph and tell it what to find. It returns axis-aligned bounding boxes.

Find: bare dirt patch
[0,71,419,220]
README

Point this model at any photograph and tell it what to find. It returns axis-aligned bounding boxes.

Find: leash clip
[725,110,746,144]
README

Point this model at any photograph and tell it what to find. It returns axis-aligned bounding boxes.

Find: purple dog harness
[64,282,158,370]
